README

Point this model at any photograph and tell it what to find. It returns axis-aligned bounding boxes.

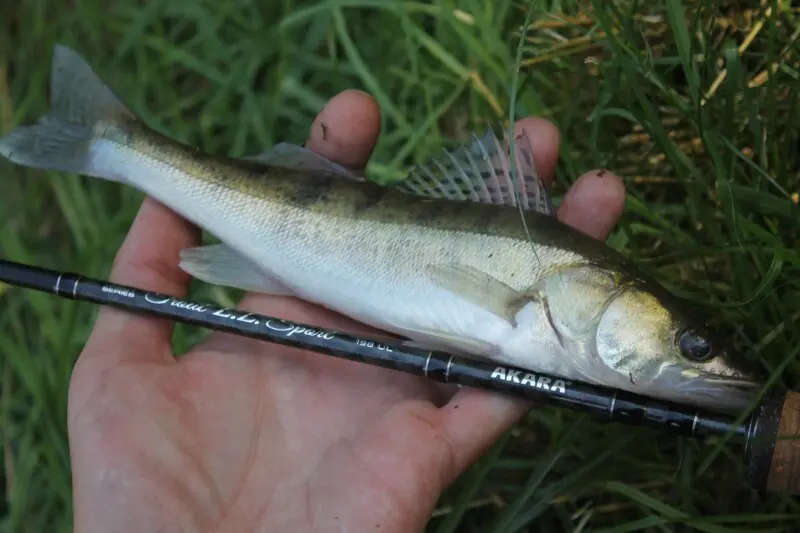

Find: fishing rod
[0,258,797,494]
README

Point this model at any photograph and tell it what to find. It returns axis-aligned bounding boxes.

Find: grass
[1,0,799,530]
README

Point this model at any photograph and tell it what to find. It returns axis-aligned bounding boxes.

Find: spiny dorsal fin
[394,129,555,216]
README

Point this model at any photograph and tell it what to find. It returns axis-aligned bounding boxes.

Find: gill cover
[595,289,675,384]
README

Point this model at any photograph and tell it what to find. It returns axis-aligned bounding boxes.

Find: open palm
[67,90,626,533]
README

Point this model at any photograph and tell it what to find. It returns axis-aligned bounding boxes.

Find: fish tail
[0,45,137,182]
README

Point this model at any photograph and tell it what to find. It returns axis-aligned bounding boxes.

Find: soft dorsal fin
[243,143,364,182]
[393,129,555,216]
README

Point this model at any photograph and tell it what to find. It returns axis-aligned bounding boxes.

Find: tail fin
[0,45,134,179]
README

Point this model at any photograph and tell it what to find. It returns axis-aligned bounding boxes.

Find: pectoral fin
[424,263,531,323]
[179,244,294,296]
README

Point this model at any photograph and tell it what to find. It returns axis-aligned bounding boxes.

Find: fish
[0,45,758,412]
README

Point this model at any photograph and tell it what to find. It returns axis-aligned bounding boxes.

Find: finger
[84,198,201,362]
[436,389,531,486]
[435,169,627,480]
[557,169,626,239]
[305,89,381,170]
[512,117,562,188]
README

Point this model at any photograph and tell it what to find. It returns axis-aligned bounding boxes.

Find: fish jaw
[648,365,761,412]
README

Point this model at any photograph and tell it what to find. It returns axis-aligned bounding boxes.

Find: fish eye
[677,328,715,362]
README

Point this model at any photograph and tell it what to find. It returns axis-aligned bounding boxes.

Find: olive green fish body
[0,45,758,411]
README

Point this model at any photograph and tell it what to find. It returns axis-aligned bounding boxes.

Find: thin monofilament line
[508,1,543,268]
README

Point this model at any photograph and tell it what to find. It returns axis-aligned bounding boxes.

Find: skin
[67,90,626,532]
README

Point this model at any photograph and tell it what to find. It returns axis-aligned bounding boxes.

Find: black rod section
[0,258,756,445]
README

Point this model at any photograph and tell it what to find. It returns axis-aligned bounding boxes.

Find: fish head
[594,284,759,411]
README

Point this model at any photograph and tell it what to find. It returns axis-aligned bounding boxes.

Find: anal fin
[179,244,294,296]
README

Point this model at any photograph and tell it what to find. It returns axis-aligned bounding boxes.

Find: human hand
[67,90,626,533]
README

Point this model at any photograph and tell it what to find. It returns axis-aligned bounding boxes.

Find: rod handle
[746,390,800,494]
[765,391,800,493]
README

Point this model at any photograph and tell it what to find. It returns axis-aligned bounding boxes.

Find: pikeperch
[0,45,757,411]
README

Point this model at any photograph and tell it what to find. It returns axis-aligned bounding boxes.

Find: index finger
[304,89,382,170]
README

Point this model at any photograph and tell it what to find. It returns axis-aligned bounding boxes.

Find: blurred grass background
[1,0,799,531]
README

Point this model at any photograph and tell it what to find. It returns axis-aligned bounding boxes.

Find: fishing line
[505,1,572,316]
[0,257,797,495]
[507,1,541,267]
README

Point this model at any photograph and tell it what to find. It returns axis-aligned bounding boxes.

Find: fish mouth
[681,373,761,389]
[652,366,763,412]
